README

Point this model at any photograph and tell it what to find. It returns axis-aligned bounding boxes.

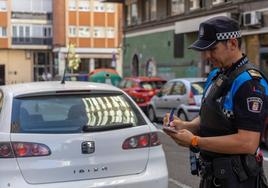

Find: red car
[119,77,167,112]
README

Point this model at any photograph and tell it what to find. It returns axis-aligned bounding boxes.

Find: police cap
[189,16,241,51]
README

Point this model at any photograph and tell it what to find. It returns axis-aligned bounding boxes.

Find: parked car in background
[0,81,168,188]
[118,76,167,113]
[147,78,206,122]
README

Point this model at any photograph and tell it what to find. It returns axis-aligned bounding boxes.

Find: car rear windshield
[11,92,146,134]
[191,82,205,95]
[140,81,166,89]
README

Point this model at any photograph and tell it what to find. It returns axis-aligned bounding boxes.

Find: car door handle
[164,99,168,101]
[176,98,180,101]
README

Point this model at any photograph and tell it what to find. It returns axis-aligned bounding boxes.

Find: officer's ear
[227,38,239,50]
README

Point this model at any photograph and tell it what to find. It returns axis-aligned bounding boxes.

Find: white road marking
[169,178,192,188]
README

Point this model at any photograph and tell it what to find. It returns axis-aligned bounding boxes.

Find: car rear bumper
[0,147,168,188]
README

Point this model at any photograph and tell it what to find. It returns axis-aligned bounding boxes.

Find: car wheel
[178,110,188,121]
[148,106,156,122]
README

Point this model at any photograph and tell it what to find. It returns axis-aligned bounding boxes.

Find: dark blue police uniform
[188,16,268,188]
[199,55,268,187]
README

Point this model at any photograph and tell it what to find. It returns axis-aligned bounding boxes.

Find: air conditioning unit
[190,0,200,11]
[212,0,225,5]
[243,11,262,27]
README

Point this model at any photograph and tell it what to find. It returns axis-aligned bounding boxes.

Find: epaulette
[247,69,262,79]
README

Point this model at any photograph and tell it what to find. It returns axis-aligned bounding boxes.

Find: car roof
[0,81,121,96]
[168,77,206,83]
[124,76,166,82]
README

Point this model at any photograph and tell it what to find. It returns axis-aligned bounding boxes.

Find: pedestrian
[163,16,268,187]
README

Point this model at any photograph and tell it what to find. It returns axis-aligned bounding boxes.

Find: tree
[67,43,80,73]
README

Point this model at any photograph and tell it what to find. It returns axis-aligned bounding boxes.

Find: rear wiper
[82,123,133,132]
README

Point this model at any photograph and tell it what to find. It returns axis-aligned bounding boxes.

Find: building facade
[104,0,268,80]
[0,0,123,84]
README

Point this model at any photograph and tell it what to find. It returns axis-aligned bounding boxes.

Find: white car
[148,78,206,122]
[0,81,168,188]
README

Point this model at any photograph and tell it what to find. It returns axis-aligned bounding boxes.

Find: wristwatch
[190,136,200,153]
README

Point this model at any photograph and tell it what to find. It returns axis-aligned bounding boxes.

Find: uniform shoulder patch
[247,97,263,113]
[248,69,262,79]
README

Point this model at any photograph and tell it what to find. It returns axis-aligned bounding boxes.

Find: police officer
[163,16,268,187]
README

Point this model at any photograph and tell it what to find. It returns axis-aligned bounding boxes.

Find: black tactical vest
[199,62,264,159]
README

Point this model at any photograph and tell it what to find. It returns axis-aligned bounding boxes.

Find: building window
[79,27,90,37]
[150,0,157,21]
[94,1,105,12]
[143,0,150,21]
[69,26,77,37]
[0,27,7,37]
[0,0,7,11]
[78,0,90,11]
[106,27,115,38]
[171,0,184,15]
[212,0,226,6]
[12,0,52,13]
[69,0,76,10]
[189,0,202,11]
[93,27,105,38]
[142,0,157,22]
[174,33,184,58]
[43,26,52,37]
[13,25,31,38]
[106,3,115,12]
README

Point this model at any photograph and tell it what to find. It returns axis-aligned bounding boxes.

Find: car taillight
[188,91,196,105]
[13,142,51,157]
[0,143,13,158]
[0,142,51,158]
[122,132,161,150]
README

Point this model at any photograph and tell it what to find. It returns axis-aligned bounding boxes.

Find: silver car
[0,81,168,188]
[148,78,206,122]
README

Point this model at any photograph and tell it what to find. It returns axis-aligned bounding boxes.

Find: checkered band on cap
[216,31,241,41]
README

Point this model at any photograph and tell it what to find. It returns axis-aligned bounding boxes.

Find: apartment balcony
[11,12,52,21]
[12,37,52,45]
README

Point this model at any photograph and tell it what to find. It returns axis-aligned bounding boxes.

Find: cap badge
[199,26,204,37]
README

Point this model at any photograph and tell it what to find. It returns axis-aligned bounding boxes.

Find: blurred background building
[103,0,268,80]
[0,0,123,84]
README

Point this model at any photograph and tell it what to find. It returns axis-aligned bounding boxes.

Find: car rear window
[191,82,205,95]
[11,93,146,134]
[140,81,166,89]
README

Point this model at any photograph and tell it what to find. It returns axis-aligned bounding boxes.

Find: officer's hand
[169,129,194,147]
[163,113,184,130]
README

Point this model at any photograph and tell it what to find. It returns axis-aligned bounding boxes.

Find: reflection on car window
[11,93,145,134]
[140,81,166,90]
[171,82,186,95]
[191,82,205,95]
[140,82,153,89]
[161,82,174,95]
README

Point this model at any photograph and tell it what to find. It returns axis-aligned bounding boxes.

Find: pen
[168,108,175,127]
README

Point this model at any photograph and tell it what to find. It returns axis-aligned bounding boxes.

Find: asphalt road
[156,125,268,188]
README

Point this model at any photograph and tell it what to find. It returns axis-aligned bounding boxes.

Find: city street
[154,123,268,188]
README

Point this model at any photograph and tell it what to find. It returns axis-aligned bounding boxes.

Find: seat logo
[81,141,95,154]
